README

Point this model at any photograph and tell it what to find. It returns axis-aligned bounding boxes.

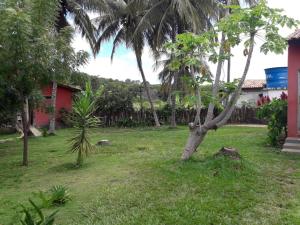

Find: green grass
[1,126,300,225]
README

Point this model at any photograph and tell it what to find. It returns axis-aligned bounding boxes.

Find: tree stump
[214,147,241,160]
[96,140,111,146]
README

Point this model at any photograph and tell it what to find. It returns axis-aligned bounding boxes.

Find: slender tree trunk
[48,81,57,134]
[226,0,231,84]
[170,72,178,128]
[76,149,82,167]
[21,97,29,166]
[227,50,231,83]
[135,54,160,127]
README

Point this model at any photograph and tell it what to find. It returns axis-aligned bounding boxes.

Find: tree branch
[205,32,225,123]
[205,32,256,129]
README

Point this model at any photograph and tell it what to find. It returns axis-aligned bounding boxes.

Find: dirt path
[227,124,267,128]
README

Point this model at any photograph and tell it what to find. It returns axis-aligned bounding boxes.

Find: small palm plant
[50,185,71,206]
[69,82,101,167]
[20,199,58,225]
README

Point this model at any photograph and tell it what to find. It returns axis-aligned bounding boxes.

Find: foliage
[69,82,101,167]
[0,0,88,165]
[41,128,48,138]
[165,0,298,100]
[33,185,71,208]
[59,108,73,127]
[20,199,58,225]
[96,82,136,115]
[257,98,287,146]
[49,185,71,206]
[116,118,139,128]
[164,0,298,159]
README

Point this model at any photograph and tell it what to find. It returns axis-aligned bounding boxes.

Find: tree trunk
[21,97,29,166]
[135,54,160,127]
[181,128,207,160]
[227,50,231,83]
[76,149,83,167]
[48,81,57,134]
[170,72,178,128]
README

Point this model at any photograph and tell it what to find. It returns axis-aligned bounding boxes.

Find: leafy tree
[97,83,135,114]
[47,29,88,135]
[165,1,298,160]
[0,0,89,165]
[0,0,60,166]
[69,82,101,167]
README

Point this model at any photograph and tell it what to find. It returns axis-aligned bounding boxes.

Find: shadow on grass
[49,162,92,173]
[165,154,260,180]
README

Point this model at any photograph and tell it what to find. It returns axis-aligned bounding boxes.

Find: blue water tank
[264,67,288,89]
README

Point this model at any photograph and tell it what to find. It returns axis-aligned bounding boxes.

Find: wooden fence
[96,107,264,127]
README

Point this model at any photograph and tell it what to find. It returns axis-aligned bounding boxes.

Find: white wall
[264,89,287,100]
[236,89,288,108]
[236,90,261,107]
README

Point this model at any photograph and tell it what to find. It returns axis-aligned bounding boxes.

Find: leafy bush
[41,128,48,137]
[20,199,58,225]
[33,191,52,208]
[59,108,73,127]
[257,97,287,146]
[116,118,138,127]
[34,185,71,208]
[49,185,71,206]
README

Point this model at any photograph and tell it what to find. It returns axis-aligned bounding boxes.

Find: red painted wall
[287,44,300,137]
[34,84,74,128]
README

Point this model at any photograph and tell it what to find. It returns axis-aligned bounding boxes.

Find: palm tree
[92,0,161,127]
[69,82,100,167]
[138,0,256,127]
[135,0,217,127]
[155,52,211,125]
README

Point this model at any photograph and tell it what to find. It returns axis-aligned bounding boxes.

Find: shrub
[49,185,71,206]
[41,128,48,137]
[59,108,73,127]
[116,118,138,127]
[34,185,71,208]
[20,199,58,225]
[257,96,287,146]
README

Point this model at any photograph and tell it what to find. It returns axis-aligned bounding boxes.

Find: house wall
[264,89,287,99]
[34,85,74,128]
[236,89,262,107]
[287,44,300,137]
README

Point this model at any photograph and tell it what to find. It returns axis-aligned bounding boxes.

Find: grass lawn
[0,126,300,225]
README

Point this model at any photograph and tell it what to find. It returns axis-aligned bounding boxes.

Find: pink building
[34,83,80,128]
[283,29,300,153]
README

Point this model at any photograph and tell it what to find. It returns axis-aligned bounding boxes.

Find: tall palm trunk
[48,81,57,134]
[170,71,178,127]
[135,54,160,127]
[21,96,29,166]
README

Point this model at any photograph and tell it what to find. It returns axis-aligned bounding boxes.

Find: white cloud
[78,48,158,83]
[72,0,300,84]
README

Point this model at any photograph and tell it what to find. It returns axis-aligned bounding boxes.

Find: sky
[71,0,300,84]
